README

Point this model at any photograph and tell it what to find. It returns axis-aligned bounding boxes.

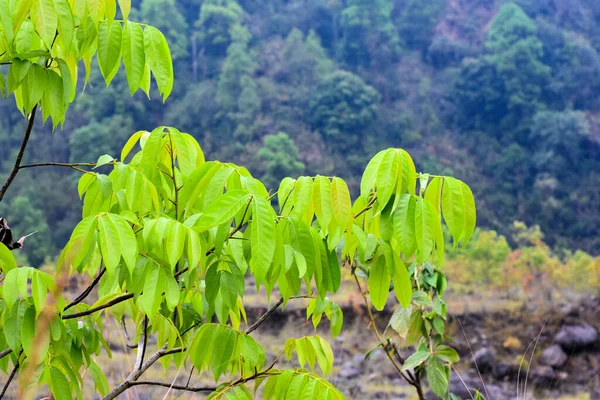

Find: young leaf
[460,180,476,245]
[313,175,333,229]
[98,20,123,85]
[442,177,465,245]
[376,149,398,209]
[0,242,17,272]
[428,356,449,397]
[360,150,385,196]
[31,0,57,49]
[143,25,173,101]
[193,190,250,232]
[368,257,390,311]
[250,196,276,284]
[330,177,351,229]
[415,197,434,263]
[402,350,430,371]
[97,214,121,275]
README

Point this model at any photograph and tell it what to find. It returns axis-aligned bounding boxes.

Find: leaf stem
[63,267,106,311]
[61,293,134,320]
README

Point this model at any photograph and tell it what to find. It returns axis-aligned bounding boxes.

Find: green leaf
[392,252,412,308]
[415,197,434,263]
[143,25,173,101]
[460,181,476,245]
[389,304,412,338]
[0,242,17,272]
[20,306,36,356]
[330,177,351,228]
[90,360,109,396]
[118,0,130,19]
[442,177,465,245]
[368,257,390,311]
[312,175,332,229]
[435,345,460,364]
[111,214,138,275]
[98,20,123,85]
[402,350,430,371]
[250,196,276,284]
[53,0,74,49]
[122,21,145,95]
[31,0,57,49]
[165,274,179,311]
[376,149,398,209]
[211,327,237,381]
[361,150,385,196]
[428,356,449,397]
[97,214,121,275]
[3,269,19,310]
[137,266,166,317]
[0,0,14,46]
[32,271,48,316]
[166,221,185,271]
[393,195,416,257]
[0,72,6,98]
[50,366,72,400]
[95,154,114,168]
[193,190,250,232]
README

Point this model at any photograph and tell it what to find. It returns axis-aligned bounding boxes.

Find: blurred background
[0,0,599,398]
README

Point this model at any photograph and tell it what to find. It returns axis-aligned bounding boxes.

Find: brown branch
[120,317,138,349]
[0,348,12,360]
[18,162,96,170]
[61,293,134,320]
[245,296,312,335]
[245,297,284,334]
[126,381,216,392]
[0,106,38,203]
[0,353,21,399]
[64,268,106,311]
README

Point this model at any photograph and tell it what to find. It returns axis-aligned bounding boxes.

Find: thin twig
[61,293,134,320]
[457,317,490,400]
[523,321,546,400]
[0,106,38,203]
[64,267,106,311]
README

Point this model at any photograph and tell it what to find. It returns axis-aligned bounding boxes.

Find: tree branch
[245,297,284,334]
[63,267,106,311]
[131,317,149,373]
[0,354,20,398]
[120,317,138,349]
[18,162,96,170]
[0,106,38,203]
[61,293,134,320]
[126,380,216,392]
[0,348,12,360]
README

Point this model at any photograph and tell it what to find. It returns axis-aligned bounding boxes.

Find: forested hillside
[1,0,599,266]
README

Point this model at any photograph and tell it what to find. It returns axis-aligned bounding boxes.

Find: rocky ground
[247,295,600,399]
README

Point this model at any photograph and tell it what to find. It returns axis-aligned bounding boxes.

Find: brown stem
[125,381,216,392]
[245,298,284,334]
[0,352,21,399]
[64,267,106,311]
[61,293,134,320]
[0,106,37,203]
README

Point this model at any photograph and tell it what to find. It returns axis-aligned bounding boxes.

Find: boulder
[472,347,496,373]
[555,323,598,351]
[540,345,568,368]
[425,375,509,399]
[336,362,361,379]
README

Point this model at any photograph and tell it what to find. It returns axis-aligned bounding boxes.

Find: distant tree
[309,71,381,146]
[485,3,551,125]
[196,0,244,56]
[530,111,590,175]
[140,0,190,60]
[217,25,261,139]
[397,0,446,50]
[340,0,400,67]
[258,132,305,190]
[453,58,507,132]
[69,117,135,163]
